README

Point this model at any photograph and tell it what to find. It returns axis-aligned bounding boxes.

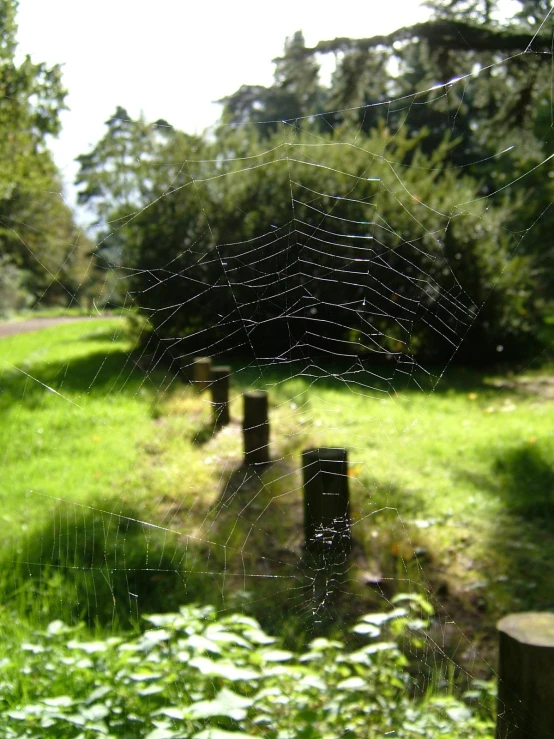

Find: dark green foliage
[219,31,325,136]
[0,0,95,313]
[3,501,187,628]
[120,125,537,363]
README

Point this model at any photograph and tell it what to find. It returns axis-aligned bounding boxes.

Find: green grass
[0,305,137,324]
[1,305,105,322]
[0,320,155,522]
[0,319,178,626]
[1,319,554,675]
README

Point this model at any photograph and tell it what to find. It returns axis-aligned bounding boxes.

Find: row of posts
[192,356,351,553]
[191,357,554,738]
[193,357,270,465]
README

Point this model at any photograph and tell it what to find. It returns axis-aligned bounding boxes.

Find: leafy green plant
[0,597,495,738]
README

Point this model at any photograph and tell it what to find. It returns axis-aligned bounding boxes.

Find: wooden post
[243,391,269,465]
[210,366,231,427]
[301,447,350,554]
[193,357,212,393]
[496,612,554,738]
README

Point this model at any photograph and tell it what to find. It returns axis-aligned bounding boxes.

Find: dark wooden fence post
[243,391,269,465]
[496,612,554,738]
[210,366,231,427]
[193,357,212,393]
[301,447,351,554]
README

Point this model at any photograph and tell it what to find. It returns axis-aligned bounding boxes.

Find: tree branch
[306,20,552,57]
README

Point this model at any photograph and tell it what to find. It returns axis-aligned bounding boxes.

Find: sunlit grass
[0,320,156,526]
[0,319,553,665]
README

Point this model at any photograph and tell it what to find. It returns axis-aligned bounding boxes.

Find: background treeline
[75,0,551,364]
[3,0,551,364]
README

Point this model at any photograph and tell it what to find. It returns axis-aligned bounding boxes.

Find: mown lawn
[1,318,553,674]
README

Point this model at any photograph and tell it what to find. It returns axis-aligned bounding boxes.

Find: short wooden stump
[497,611,554,738]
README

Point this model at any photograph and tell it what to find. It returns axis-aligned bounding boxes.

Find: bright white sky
[16,0,429,206]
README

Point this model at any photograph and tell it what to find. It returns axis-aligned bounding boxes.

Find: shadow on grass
[216,462,277,506]
[70,326,128,343]
[0,499,202,629]
[0,467,455,651]
[206,462,437,642]
[0,476,327,646]
[10,344,516,419]
[192,420,219,446]
[465,443,554,522]
[458,443,554,619]
[0,345,178,410]
[0,470,325,644]
[206,459,359,640]
[233,359,520,406]
[494,444,554,520]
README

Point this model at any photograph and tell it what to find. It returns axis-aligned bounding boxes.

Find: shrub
[124,126,538,364]
[0,596,495,738]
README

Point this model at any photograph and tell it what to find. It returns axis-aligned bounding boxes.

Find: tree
[75,107,176,226]
[219,32,325,136]
[75,108,205,306]
[0,0,93,313]
[423,0,499,24]
[218,6,552,154]
[283,2,553,305]
[512,0,552,27]
[415,0,554,299]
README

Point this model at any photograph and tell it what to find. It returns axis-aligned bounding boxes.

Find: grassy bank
[1,319,553,674]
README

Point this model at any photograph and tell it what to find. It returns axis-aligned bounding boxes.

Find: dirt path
[0,316,111,339]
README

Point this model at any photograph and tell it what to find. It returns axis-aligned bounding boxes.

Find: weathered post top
[303,447,347,463]
[211,365,231,381]
[496,611,554,739]
[498,612,554,647]
[193,356,212,393]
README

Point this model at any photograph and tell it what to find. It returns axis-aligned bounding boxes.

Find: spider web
[1,10,553,736]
